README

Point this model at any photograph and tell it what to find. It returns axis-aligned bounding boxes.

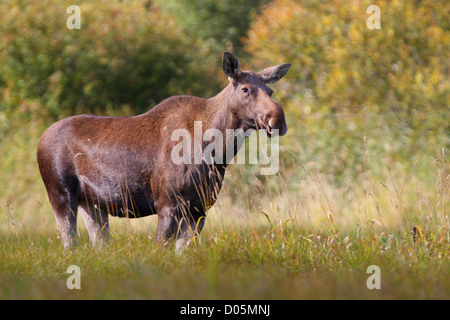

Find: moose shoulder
[37,52,291,250]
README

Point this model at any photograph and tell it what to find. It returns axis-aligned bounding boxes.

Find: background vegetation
[0,0,448,299]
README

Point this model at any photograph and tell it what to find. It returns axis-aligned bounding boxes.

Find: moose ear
[222,51,241,81]
[257,63,291,84]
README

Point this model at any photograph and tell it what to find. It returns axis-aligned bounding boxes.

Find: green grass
[1,201,448,299]
[1,228,448,299]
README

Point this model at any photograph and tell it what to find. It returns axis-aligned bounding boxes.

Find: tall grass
[0,119,448,299]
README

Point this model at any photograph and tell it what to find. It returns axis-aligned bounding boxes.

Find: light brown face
[222,52,291,137]
[229,72,287,137]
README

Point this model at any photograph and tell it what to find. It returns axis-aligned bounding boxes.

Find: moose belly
[77,174,156,218]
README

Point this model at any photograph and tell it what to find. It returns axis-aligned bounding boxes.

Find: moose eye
[242,87,249,94]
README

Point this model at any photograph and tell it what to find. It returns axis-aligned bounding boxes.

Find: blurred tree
[246,0,448,119]
[0,0,219,118]
[154,0,270,56]
[244,0,449,184]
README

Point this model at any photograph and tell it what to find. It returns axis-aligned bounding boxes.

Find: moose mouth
[251,119,277,137]
[261,119,288,137]
[243,119,283,137]
[263,122,275,137]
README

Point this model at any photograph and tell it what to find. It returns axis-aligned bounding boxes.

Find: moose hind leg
[79,203,110,247]
[50,191,78,249]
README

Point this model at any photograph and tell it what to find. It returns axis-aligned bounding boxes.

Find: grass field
[1,126,448,300]
[1,209,449,299]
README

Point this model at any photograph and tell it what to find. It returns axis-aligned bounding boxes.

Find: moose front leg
[175,212,206,253]
[155,206,179,245]
[155,205,206,252]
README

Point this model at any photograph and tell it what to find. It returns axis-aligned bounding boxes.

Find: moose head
[222,51,290,137]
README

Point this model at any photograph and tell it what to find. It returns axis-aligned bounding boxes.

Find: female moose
[37,52,291,250]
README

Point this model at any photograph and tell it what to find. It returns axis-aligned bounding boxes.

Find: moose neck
[205,83,240,132]
[202,83,249,165]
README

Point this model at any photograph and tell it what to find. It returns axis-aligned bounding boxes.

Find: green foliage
[155,0,270,56]
[0,0,219,117]
[246,0,449,116]
[244,0,449,185]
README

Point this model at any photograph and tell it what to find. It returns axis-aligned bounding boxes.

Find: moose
[37,52,291,250]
